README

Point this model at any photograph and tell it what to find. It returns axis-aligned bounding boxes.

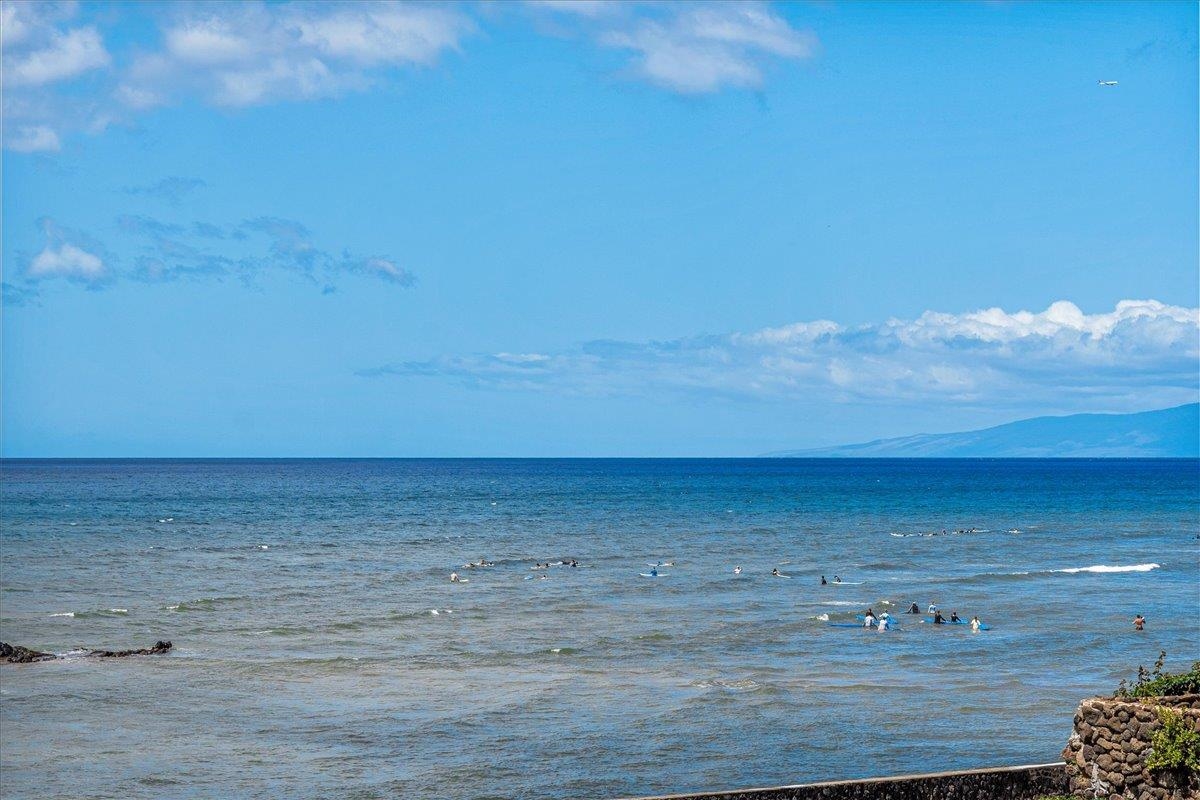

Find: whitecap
[821,601,868,606]
[1054,563,1160,574]
[50,612,75,617]
[106,608,128,614]
[815,613,830,621]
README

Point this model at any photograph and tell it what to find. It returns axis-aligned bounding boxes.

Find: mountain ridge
[763,403,1199,458]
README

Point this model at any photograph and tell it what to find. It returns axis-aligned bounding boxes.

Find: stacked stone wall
[1062,694,1200,800]
[608,763,1067,800]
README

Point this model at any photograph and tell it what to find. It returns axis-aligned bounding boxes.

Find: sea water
[1,458,1196,799]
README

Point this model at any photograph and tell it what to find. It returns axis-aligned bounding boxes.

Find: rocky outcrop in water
[1,640,172,663]
[0,642,57,663]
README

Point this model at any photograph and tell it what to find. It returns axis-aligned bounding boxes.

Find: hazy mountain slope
[765,404,1199,457]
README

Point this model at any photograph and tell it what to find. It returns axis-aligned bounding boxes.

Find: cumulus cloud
[362,301,1200,412]
[5,2,814,151]
[25,220,109,284]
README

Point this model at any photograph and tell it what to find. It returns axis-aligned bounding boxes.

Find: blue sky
[3,0,1198,456]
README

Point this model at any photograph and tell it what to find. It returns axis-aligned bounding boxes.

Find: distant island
[764,403,1199,458]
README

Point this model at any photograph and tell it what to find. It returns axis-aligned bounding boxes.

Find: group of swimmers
[902,602,984,630]
[452,558,581,582]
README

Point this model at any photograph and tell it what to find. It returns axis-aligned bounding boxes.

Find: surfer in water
[820,575,827,585]
[1134,614,1145,631]
[863,610,876,628]
[970,616,982,631]
[950,611,961,623]
[933,610,946,624]
[733,566,742,575]
[907,603,920,614]
[450,572,461,583]
[771,568,780,577]
[834,575,841,583]
[878,612,891,631]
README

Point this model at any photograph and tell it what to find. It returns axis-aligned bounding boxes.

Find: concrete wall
[1062,694,1200,800]
[606,763,1068,800]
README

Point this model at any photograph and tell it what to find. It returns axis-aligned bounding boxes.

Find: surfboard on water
[772,573,792,578]
[639,572,667,578]
[645,562,675,567]
[831,581,864,585]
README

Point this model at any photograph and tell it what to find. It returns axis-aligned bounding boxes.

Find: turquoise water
[1,458,1197,799]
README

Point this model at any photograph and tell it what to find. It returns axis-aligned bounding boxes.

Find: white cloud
[4,26,110,86]
[6,125,61,153]
[363,300,1200,413]
[4,1,811,151]
[118,3,474,109]
[28,241,106,282]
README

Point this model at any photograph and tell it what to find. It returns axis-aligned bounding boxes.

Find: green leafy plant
[1145,706,1200,773]
[1115,651,1200,699]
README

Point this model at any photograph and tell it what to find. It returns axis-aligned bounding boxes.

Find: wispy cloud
[125,177,208,205]
[532,1,816,93]
[362,300,1200,412]
[10,212,414,297]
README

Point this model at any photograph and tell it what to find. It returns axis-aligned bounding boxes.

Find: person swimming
[820,575,827,585]
[771,568,780,576]
[933,610,946,624]
[650,567,658,577]
[908,603,920,614]
[927,603,938,615]
[970,616,982,631]
[878,612,891,631]
[450,572,461,583]
[950,611,961,623]
[1134,614,1145,631]
[863,611,876,628]
[834,576,841,583]
[733,566,742,575]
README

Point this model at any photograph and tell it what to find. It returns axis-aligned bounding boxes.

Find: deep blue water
[1,459,1197,799]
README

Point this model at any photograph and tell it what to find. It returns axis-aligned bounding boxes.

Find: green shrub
[1145,706,1200,773]
[1115,651,1200,699]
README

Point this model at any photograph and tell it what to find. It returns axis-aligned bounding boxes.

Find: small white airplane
[1098,80,1118,86]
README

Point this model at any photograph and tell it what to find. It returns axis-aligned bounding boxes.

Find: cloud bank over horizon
[362,299,1200,414]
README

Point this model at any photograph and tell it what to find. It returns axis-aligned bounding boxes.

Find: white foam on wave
[50,612,74,617]
[1054,563,1160,574]
[815,613,830,621]
[106,608,128,614]
[822,601,867,606]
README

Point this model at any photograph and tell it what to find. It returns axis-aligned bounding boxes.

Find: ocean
[1,458,1196,799]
